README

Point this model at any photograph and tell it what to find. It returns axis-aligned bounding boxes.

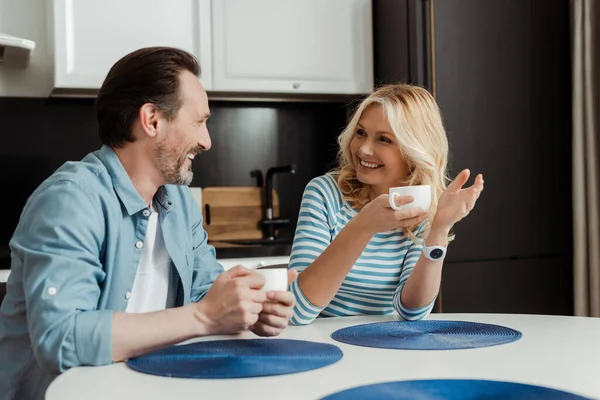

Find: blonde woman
[288,84,484,325]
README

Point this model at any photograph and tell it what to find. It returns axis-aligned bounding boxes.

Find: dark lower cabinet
[0,283,5,306]
[441,257,573,315]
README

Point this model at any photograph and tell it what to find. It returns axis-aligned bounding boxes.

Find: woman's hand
[433,169,484,231]
[358,194,428,234]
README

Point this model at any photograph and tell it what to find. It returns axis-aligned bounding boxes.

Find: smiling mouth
[359,158,383,169]
[187,145,205,162]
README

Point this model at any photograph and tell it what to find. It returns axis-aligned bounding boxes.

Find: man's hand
[193,266,267,335]
[250,270,298,337]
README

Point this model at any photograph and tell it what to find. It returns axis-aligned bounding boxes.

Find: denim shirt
[0,146,223,400]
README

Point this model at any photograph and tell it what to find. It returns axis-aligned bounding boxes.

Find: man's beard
[156,141,202,186]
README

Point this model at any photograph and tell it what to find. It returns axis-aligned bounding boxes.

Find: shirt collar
[97,145,174,216]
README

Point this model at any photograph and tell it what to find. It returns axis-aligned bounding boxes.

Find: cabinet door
[372,0,571,262]
[52,0,212,90]
[432,0,571,262]
[211,0,373,95]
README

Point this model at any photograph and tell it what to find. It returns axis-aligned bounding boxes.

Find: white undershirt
[126,203,174,313]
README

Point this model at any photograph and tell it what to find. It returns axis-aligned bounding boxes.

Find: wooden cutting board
[202,187,279,242]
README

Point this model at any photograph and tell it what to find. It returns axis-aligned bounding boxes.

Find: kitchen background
[0,0,571,315]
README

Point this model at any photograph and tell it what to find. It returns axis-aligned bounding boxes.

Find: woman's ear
[138,103,159,138]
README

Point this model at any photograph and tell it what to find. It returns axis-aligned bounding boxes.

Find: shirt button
[125,291,131,300]
[135,241,144,249]
[143,209,150,217]
[48,287,57,295]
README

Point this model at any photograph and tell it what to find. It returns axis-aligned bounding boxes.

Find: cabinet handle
[293,83,300,89]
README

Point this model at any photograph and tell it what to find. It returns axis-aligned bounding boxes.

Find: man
[0,47,297,400]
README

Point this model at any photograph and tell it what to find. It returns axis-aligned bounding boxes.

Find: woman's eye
[356,129,366,137]
[380,137,392,144]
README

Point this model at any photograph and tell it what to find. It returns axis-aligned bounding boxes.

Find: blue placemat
[331,320,522,350]
[320,379,592,399]
[126,338,343,379]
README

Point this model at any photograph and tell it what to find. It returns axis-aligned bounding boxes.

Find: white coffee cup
[388,185,431,212]
[255,265,288,292]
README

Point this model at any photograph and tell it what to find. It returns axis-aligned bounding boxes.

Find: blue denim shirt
[0,146,223,400]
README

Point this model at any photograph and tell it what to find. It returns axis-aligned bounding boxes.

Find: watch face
[430,248,444,259]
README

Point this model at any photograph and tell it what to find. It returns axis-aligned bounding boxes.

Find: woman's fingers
[465,184,483,211]
[400,214,428,228]
[386,194,414,209]
[393,207,427,221]
[447,169,471,193]
[393,208,428,228]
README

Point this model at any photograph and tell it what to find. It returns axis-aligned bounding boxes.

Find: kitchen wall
[0,0,360,267]
[0,98,350,268]
[2,0,575,317]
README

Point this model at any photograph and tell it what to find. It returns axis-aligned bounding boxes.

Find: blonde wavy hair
[334,83,451,240]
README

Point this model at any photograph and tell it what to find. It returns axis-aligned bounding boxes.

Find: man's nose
[199,126,212,151]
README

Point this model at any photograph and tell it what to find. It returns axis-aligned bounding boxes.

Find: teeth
[360,159,382,169]
[187,154,195,161]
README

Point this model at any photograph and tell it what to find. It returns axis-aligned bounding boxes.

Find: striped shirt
[288,174,435,326]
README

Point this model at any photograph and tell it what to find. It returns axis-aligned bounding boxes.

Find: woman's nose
[358,141,374,156]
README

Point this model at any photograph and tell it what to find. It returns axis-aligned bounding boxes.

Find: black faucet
[250,169,264,187]
[263,164,296,240]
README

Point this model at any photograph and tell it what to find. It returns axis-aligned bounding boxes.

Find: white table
[46,313,600,400]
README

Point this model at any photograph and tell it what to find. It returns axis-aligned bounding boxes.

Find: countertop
[0,242,291,278]
[0,255,289,283]
[213,243,292,259]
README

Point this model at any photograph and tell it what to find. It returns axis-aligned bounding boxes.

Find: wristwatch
[423,244,447,261]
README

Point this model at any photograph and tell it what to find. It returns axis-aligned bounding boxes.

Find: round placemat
[126,338,343,379]
[330,320,522,350]
[320,379,592,400]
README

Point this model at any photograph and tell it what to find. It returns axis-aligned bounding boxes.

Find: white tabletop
[45,313,600,400]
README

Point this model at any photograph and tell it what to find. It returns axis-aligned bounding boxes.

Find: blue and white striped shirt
[289,174,435,326]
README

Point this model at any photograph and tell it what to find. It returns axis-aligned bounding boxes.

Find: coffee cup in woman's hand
[388,185,431,212]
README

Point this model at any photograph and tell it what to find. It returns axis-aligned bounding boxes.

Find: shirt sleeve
[188,191,224,303]
[11,180,113,374]
[288,177,335,326]
[392,223,436,320]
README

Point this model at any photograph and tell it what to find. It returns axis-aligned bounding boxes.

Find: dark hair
[95,46,201,147]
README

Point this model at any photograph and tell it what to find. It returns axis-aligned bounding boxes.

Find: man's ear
[139,103,159,138]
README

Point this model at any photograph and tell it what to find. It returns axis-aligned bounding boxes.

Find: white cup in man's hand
[255,264,289,292]
[388,185,431,212]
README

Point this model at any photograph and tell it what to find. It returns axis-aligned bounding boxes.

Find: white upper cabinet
[49,0,372,96]
[211,0,373,95]
[51,0,212,91]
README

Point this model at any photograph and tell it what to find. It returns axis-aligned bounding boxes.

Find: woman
[288,83,484,325]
